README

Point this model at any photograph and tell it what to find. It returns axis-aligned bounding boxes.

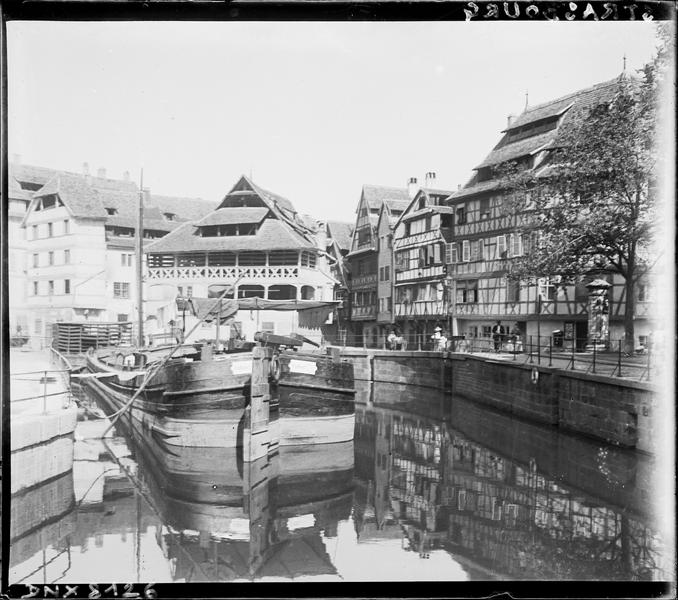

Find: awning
[176,296,339,327]
[176,297,239,324]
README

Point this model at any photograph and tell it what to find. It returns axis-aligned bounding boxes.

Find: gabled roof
[459,76,624,193]
[326,221,353,252]
[219,175,315,243]
[145,215,315,254]
[360,184,410,211]
[392,187,455,229]
[197,207,270,227]
[30,172,108,220]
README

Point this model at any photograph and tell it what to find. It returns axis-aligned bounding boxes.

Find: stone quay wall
[334,347,659,453]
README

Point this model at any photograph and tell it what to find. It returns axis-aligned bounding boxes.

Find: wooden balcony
[396,265,445,283]
[352,305,377,320]
[352,273,378,288]
[147,265,302,281]
[394,300,448,318]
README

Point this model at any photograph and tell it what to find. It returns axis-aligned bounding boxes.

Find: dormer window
[418,197,426,210]
[106,207,118,215]
[163,212,176,221]
[35,194,62,211]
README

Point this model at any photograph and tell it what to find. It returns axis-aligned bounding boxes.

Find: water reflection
[9,380,669,583]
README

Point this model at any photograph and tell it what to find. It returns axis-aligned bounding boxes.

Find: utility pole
[136,169,144,347]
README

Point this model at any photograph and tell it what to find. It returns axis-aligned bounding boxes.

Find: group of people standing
[385,327,448,352]
[492,320,522,352]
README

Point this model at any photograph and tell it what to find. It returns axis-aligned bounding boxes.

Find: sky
[8,20,661,223]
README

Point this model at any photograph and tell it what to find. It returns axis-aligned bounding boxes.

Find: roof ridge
[520,76,621,116]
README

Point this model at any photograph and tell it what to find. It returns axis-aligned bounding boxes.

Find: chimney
[12,153,21,165]
[143,187,152,204]
[83,162,90,176]
[97,167,106,179]
[507,114,515,128]
[123,170,131,182]
[407,177,418,199]
[457,184,461,191]
[425,171,436,189]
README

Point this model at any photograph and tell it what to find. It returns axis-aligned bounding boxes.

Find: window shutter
[462,240,470,262]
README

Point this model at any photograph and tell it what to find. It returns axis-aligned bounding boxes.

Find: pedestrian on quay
[492,320,504,353]
[509,323,522,353]
[387,329,397,350]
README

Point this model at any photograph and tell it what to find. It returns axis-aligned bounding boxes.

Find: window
[462,240,470,262]
[48,223,53,237]
[32,225,38,240]
[33,281,39,296]
[163,212,176,221]
[121,253,133,267]
[186,286,193,298]
[48,280,54,295]
[456,280,478,303]
[117,314,129,322]
[237,285,265,299]
[456,205,467,225]
[496,235,507,258]
[261,321,275,334]
[48,251,54,266]
[113,282,130,299]
[479,198,491,219]
[269,251,298,266]
[379,266,384,281]
[63,219,70,234]
[177,286,183,297]
[638,283,649,302]
[64,279,71,294]
[106,207,118,215]
[64,249,70,264]
[537,277,555,301]
[507,279,520,303]
[509,233,522,257]
[33,253,39,268]
[384,266,390,281]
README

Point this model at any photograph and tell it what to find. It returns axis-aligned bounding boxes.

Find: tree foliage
[497,25,672,350]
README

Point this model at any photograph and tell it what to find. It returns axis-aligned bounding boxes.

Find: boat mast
[136,169,144,347]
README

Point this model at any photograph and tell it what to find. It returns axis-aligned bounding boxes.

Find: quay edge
[334,348,661,454]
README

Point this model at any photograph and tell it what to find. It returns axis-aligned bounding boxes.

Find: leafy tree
[499,26,672,353]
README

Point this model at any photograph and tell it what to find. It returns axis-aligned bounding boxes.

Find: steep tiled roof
[153,195,217,222]
[450,177,502,201]
[464,76,624,186]
[361,184,410,210]
[326,221,353,251]
[8,176,33,202]
[383,199,410,213]
[34,172,108,220]
[145,216,314,254]
[197,207,269,227]
[10,164,58,188]
[475,130,554,169]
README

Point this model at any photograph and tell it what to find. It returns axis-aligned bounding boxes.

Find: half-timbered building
[447,77,655,349]
[392,185,455,347]
[375,199,409,336]
[346,184,410,347]
[145,175,337,343]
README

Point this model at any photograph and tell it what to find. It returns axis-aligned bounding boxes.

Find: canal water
[8,381,670,584]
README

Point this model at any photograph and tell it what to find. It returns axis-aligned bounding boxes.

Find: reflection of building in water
[446,430,668,579]
[389,411,450,558]
[355,393,668,580]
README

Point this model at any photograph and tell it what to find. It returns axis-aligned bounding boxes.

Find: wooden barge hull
[84,348,355,448]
